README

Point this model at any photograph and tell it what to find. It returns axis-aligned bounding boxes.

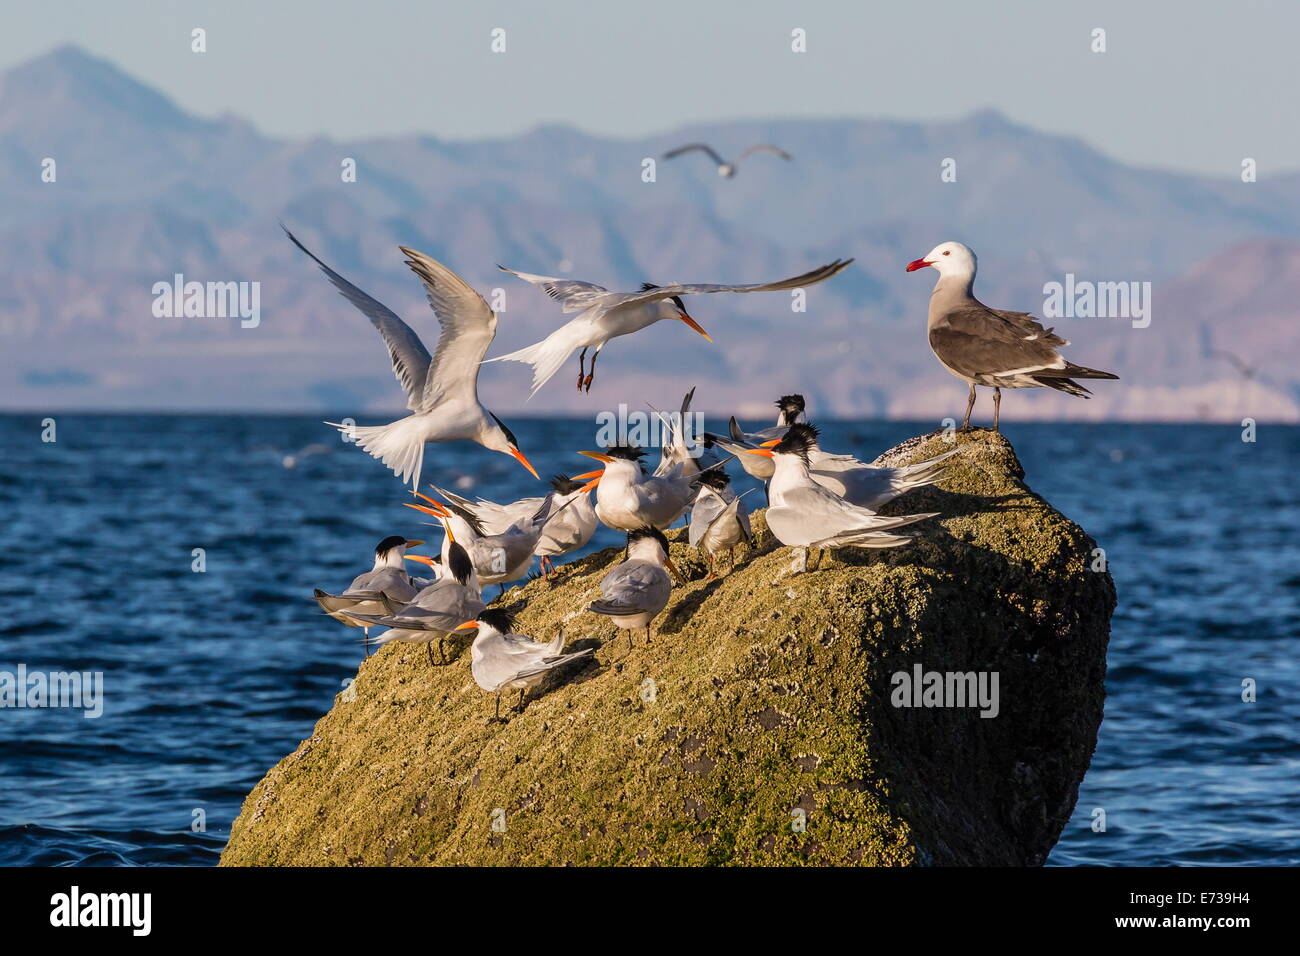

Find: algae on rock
[221,430,1114,866]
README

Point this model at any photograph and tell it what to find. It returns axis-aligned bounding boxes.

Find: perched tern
[578,446,696,531]
[745,424,938,567]
[688,471,753,578]
[906,241,1118,430]
[282,226,537,488]
[355,539,485,666]
[487,259,853,395]
[459,608,595,720]
[312,536,429,656]
[663,142,792,178]
[709,393,809,486]
[589,527,682,649]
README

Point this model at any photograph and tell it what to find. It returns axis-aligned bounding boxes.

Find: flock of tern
[294,208,1116,720]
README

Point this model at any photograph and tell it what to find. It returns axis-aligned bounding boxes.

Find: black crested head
[640,282,686,314]
[446,540,475,586]
[478,607,516,634]
[701,433,715,448]
[603,445,645,462]
[627,525,670,552]
[488,410,518,448]
[549,473,584,495]
[773,422,820,461]
[375,535,408,556]
[696,468,731,491]
[775,394,806,421]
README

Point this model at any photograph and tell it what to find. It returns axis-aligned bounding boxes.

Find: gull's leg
[577,348,587,391]
[992,387,1002,433]
[962,384,977,430]
[583,347,600,393]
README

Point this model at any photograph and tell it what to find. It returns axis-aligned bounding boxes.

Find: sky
[0,0,1293,178]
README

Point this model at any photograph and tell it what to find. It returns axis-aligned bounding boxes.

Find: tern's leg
[992,387,1002,432]
[439,636,447,664]
[763,481,771,507]
[962,384,977,430]
[363,626,370,659]
[583,347,600,393]
[645,625,652,645]
[577,348,587,391]
[514,688,526,713]
[494,691,501,721]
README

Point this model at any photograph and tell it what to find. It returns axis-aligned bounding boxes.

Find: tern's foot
[582,373,594,392]
[576,373,585,391]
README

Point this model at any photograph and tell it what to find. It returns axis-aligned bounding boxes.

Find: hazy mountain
[1,45,1296,422]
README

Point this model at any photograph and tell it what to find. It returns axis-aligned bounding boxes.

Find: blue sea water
[0,414,1295,866]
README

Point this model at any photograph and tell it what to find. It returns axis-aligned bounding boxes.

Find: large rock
[221,430,1114,866]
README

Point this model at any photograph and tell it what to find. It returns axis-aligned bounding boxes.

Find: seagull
[663,142,792,178]
[906,241,1119,430]
[487,259,853,396]
[578,446,696,531]
[282,226,538,489]
[744,424,938,570]
[589,527,682,649]
[459,608,595,720]
[312,536,429,657]
[688,471,753,578]
[354,539,485,666]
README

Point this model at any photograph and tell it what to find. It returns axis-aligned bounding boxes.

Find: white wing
[284,226,432,412]
[497,266,612,314]
[399,247,497,408]
[608,259,854,308]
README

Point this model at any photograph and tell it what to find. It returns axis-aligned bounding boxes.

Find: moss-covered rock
[221,430,1113,866]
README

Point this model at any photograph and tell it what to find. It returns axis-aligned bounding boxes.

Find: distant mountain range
[1,45,1296,421]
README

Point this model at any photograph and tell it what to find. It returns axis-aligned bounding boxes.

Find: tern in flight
[283,226,538,489]
[663,142,792,178]
[487,259,853,395]
[906,241,1118,430]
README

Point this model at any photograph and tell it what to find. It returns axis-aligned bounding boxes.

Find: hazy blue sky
[2,0,1292,177]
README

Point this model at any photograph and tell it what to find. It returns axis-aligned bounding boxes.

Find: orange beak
[404,554,437,567]
[453,619,480,631]
[744,447,775,458]
[404,538,425,547]
[580,475,602,492]
[759,439,780,447]
[678,311,712,342]
[509,445,539,479]
[579,451,614,464]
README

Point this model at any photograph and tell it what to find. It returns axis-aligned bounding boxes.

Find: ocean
[0,414,1296,866]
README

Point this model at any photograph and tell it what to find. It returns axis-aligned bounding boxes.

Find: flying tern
[283,226,538,489]
[487,259,853,395]
[459,608,595,720]
[744,424,938,568]
[906,241,1118,430]
[589,527,682,649]
[663,142,792,178]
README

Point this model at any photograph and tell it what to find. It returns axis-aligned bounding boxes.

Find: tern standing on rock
[906,241,1118,430]
[745,424,938,570]
[282,226,538,489]
[589,527,683,649]
[460,608,595,720]
[578,446,696,531]
[688,471,753,578]
[488,259,853,396]
[313,536,429,657]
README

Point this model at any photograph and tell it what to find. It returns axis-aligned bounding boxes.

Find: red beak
[905,258,932,273]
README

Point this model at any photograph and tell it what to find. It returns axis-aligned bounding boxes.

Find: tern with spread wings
[283,226,537,490]
[487,259,853,395]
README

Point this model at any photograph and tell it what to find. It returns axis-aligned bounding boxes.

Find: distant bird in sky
[1210,348,1257,381]
[312,536,429,656]
[282,225,538,490]
[745,424,937,569]
[688,470,753,578]
[589,527,681,649]
[663,142,792,178]
[462,608,594,720]
[906,241,1118,430]
[488,259,853,395]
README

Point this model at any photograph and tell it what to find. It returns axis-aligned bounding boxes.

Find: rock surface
[221,430,1114,866]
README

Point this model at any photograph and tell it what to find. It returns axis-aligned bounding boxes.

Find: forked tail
[326,416,425,489]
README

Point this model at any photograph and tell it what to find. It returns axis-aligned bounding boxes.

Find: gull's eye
[943,250,951,256]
